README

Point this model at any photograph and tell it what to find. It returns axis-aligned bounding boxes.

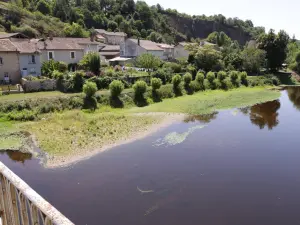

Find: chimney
[138,38,140,46]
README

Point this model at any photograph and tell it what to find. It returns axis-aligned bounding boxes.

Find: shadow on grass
[83,97,97,111]
[109,96,124,108]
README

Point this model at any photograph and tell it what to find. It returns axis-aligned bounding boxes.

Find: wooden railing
[0,162,74,225]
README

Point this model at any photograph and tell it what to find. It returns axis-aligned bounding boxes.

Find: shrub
[72,71,85,92]
[151,68,172,84]
[151,78,162,90]
[196,72,205,84]
[229,71,240,87]
[172,74,183,96]
[151,78,162,102]
[183,72,193,94]
[83,81,98,98]
[52,70,64,80]
[163,62,182,73]
[41,60,60,77]
[79,52,101,75]
[186,65,197,78]
[217,71,227,81]
[206,72,215,84]
[58,61,68,72]
[133,80,148,106]
[239,71,248,86]
[109,80,124,98]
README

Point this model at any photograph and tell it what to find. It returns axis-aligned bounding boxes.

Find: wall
[147,50,164,59]
[19,54,42,77]
[174,45,189,59]
[0,52,20,84]
[21,78,57,92]
[40,50,84,64]
[82,44,98,54]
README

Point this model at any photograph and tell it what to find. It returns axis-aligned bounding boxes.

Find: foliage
[83,81,97,98]
[151,68,172,85]
[163,62,182,73]
[241,47,266,73]
[36,0,51,15]
[109,80,124,98]
[151,78,162,90]
[133,80,148,106]
[64,22,88,37]
[258,29,289,71]
[194,46,222,72]
[229,71,240,87]
[183,72,192,85]
[136,53,161,70]
[206,71,215,83]
[72,71,85,92]
[239,71,248,86]
[195,72,205,84]
[172,74,183,96]
[206,31,231,47]
[217,71,227,81]
[79,52,101,75]
[41,60,60,77]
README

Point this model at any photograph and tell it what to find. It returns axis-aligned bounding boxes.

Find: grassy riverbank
[0,87,281,167]
[132,87,281,114]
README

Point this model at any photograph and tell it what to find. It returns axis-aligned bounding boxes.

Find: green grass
[131,87,281,115]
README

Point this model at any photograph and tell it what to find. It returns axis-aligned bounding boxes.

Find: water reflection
[240,100,281,130]
[184,112,218,123]
[286,87,300,110]
[0,150,32,163]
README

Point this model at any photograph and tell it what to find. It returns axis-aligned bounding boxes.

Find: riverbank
[0,87,281,168]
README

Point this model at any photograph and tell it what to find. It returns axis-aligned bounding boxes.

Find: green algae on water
[153,125,206,147]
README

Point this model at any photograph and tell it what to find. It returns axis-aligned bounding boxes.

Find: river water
[2,87,300,225]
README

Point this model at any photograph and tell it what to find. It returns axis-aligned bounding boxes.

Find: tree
[258,29,290,71]
[136,53,161,71]
[79,52,101,75]
[114,15,124,27]
[64,23,87,37]
[206,31,231,47]
[147,31,163,43]
[241,47,266,73]
[36,0,51,15]
[107,20,118,31]
[194,46,222,72]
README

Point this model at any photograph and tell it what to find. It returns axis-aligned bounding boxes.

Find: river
[2,87,300,225]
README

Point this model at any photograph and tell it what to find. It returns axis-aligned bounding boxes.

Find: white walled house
[120,39,165,59]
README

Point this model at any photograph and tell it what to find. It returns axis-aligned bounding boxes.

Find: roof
[157,43,174,49]
[100,45,120,51]
[108,56,132,62]
[37,38,98,50]
[10,38,40,53]
[129,39,163,51]
[95,29,126,37]
[0,39,18,52]
[100,52,120,56]
[0,33,28,39]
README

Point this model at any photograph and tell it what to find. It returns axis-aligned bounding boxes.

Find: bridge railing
[0,162,74,225]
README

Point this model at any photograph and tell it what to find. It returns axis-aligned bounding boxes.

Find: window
[70,51,76,59]
[29,55,36,64]
[0,57,2,65]
[48,51,54,60]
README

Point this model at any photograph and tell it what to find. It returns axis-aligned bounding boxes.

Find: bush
[7,110,36,121]
[83,81,98,98]
[229,71,240,87]
[151,78,162,102]
[52,70,64,80]
[58,61,68,72]
[172,74,183,96]
[217,71,227,81]
[183,72,193,94]
[133,80,148,106]
[72,71,85,92]
[239,71,248,86]
[206,72,215,84]
[163,62,182,73]
[151,68,173,84]
[151,78,162,90]
[196,72,205,84]
[79,52,101,75]
[109,80,124,98]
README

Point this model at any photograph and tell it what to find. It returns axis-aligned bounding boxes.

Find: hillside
[0,0,265,44]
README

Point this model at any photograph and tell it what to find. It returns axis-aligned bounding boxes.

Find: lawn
[131,87,281,114]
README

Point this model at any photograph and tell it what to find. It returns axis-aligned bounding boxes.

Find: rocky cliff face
[166,13,252,45]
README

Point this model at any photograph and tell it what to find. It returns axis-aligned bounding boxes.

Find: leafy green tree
[194,46,222,72]
[52,0,70,21]
[36,0,51,15]
[114,15,124,27]
[241,47,266,73]
[136,53,161,71]
[109,80,124,98]
[148,31,163,43]
[107,20,118,31]
[258,29,290,71]
[79,52,101,75]
[64,23,87,37]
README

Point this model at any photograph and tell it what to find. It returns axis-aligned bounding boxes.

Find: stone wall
[21,78,57,93]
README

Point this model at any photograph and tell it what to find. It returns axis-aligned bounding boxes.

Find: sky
[144,0,299,39]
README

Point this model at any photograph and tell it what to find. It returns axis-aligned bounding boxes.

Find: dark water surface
[2,87,300,225]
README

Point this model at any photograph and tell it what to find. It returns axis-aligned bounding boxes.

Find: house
[10,38,42,77]
[95,29,126,45]
[99,45,120,61]
[174,42,190,59]
[157,43,175,60]
[37,38,100,69]
[0,39,20,84]
[120,39,164,59]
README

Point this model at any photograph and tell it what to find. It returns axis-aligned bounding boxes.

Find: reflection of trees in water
[239,100,281,130]
[0,151,32,163]
[184,112,218,123]
[287,87,300,110]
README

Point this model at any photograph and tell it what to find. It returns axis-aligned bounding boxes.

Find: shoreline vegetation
[0,87,281,168]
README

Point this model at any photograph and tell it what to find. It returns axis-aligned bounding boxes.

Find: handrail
[0,162,74,225]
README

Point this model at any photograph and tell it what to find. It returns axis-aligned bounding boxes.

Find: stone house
[120,39,165,59]
[99,45,120,61]
[157,43,175,60]
[174,42,190,59]
[0,39,20,84]
[95,29,126,45]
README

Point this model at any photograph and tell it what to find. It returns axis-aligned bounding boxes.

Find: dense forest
[0,0,265,44]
